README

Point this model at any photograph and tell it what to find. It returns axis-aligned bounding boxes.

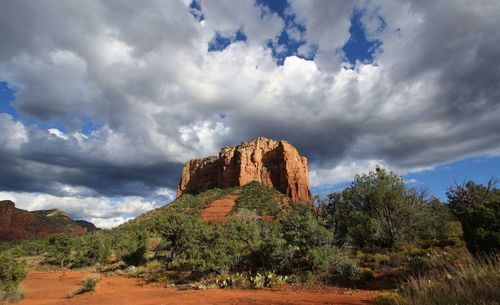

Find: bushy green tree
[324,167,452,249]
[47,233,75,269]
[224,218,262,271]
[152,210,203,267]
[281,203,335,272]
[447,179,500,255]
[247,220,288,272]
[120,230,148,266]
[73,233,111,267]
[151,210,228,272]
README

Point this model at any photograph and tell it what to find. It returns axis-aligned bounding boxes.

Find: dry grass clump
[393,256,500,305]
[0,286,25,304]
[67,276,100,298]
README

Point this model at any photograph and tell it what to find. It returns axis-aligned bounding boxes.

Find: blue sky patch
[0,81,19,119]
[256,0,288,18]
[203,0,384,65]
[342,8,384,65]
[404,156,500,201]
[0,81,103,135]
[208,29,247,52]
[258,0,310,65]
[189,0,204,22]
[81,117,103,135]
[312,156,500,202]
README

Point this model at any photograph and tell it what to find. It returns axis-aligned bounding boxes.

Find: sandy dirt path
[18,270,379,305]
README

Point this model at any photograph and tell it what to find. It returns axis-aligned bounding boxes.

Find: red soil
[201,195,238,223]
[18,270,380,305]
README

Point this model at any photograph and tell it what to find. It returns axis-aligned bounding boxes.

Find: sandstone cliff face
[0,200,98,241]
[177,137,312,202]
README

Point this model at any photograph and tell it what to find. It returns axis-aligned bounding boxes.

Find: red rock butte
[177,137,312,202]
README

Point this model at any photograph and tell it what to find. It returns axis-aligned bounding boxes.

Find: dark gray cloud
[0,0,499,226]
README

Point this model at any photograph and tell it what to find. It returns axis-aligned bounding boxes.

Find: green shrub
[213,273,247,289]
[206,272,287,289]
[374,253,390,268]
[249,272,285,289]
[308,246,337,273]
[375,292,403,305]
[447,179,500,255]
[388,252,406,267]
[67,276,100,298]
[331,256,362,283]
[360,267,375,280]
[281,203,334,272]
[0,251,27,303]
[46,233,76,269]
[323,167,455,249]
[73,233,111,267]
[234,181,286,216]
[297,271,325,288]
[137,261,168,283]
[120,231,148,266]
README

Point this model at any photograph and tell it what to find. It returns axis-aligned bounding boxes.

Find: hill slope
[122,181,291,229]
[0,200,98,241]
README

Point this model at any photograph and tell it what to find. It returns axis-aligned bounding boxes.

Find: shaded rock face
[0,200,98,241]
[177,137,312,202]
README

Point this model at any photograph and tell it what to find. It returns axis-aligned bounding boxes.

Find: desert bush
[447,179,500,255]
[152,210,232,273]
[395,257,500,305]
[388,252,406,268]
[281,203,334,271]
[401,243,470,272]
[375,292,403,305]
[213,272,250,289]
[374,253,390,268]
[360,267,374,280]
[67,276,100,298]
[0,251,27,303]
[73,233,111,267]
[132,260,169,283]
[80,277,99,292]
[330,255,362,283]
[249,272,288,289]
[235,181,285,216]
[323,167,455,249]
[0,239,51,257]
[118,230,148,266]
[308,246,337,273]
[45,233,76,269]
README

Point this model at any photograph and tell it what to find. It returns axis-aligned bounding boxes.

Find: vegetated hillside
[0,200,98,241]
[122,181,291,229]
[3,166,496,305]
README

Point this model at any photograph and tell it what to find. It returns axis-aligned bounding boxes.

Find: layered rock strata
[177,137,312,202]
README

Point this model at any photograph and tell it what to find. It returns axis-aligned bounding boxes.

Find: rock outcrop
[177,137,312,202]
[0,200,98,241]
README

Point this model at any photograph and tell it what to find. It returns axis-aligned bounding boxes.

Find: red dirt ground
[18,270,380,305]
[201,194,239,223]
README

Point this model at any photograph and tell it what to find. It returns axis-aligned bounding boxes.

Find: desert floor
[17,270,381,305]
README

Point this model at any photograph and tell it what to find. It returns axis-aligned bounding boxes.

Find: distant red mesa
[0,200,98,241]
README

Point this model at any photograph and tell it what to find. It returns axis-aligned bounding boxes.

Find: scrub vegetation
[1,167,498,304]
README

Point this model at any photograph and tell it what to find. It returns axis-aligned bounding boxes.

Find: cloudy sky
[1,0,499,228]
